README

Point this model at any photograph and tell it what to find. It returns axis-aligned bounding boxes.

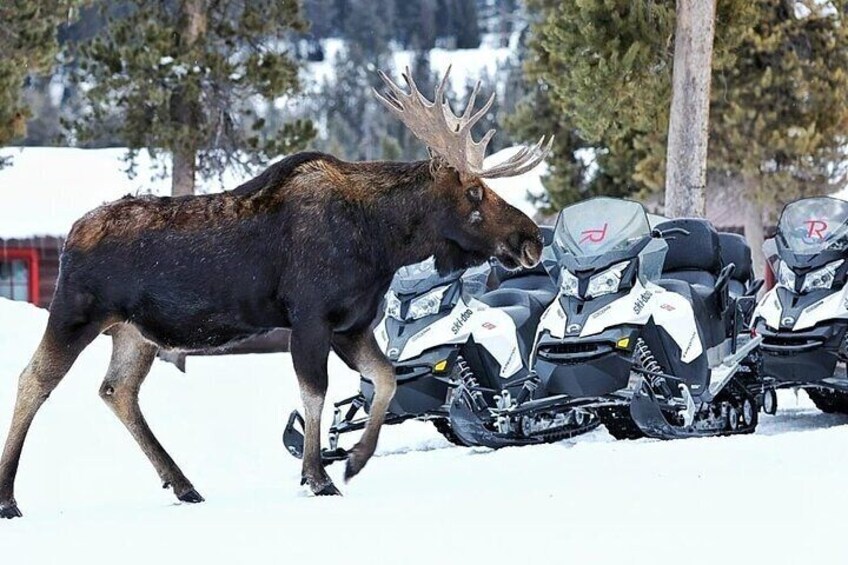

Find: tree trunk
[663,0,717,218]
[171,149,196,197]
[169,0,207,196]
[742,175,766,281]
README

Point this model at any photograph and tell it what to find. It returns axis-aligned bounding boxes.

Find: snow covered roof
[0,147,253,239]
[0,146,544,238]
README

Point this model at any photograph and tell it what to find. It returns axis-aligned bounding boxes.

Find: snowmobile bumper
[757,321,848,387]
[533,327,640,398]
[361,346,460,417]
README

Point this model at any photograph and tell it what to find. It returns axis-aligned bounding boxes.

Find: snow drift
[0,297,846,563]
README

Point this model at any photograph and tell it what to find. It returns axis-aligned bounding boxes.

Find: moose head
[374,66,553,272]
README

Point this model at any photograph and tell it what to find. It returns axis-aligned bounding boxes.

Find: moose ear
[428,154,456,178]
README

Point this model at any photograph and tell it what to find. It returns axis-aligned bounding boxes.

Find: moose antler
[374,66,553,178]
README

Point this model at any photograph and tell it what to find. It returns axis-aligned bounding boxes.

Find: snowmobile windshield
[778,197,848,256]
[554,198,651,260]
[390,257,490,295]
[390,257,459,295]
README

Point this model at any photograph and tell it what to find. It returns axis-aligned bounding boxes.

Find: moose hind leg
[333,330,397,482]
[99,324,203,503]
[0,323,99,519]
[290,324,339,496]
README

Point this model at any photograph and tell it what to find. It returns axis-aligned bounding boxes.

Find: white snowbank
[0,146,542,239]
[0,297,846,563]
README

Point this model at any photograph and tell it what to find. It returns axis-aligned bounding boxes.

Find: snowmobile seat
[656,218,722,287]
[498,273,557,305]
[718,232,753,297]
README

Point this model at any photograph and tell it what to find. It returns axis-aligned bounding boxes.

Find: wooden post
[664,0,717,218]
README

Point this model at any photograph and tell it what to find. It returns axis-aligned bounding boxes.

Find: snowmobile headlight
[777,261,796,290]
[408,285,449,320]
[560,268,579,297]
[586,261,630,299]
[801,259,844,293]
[385,290,402,320]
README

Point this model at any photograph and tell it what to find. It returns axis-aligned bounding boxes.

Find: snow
[0,146,543,238]
[0,297,846,563]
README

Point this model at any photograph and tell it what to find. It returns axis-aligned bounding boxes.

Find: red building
[0,236,63,308]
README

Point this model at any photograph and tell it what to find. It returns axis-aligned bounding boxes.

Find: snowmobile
[753,196,848,414]
[452,197,769,441]
[283,232,601,461]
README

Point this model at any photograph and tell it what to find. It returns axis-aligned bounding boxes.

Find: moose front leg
[289,324,340,496]
[332,330,397,482]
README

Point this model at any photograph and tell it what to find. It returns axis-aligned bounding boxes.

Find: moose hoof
[314,482,342,497]
[344,449,371,482]
[177,489,205,504]
[302,476,342,497]
[0,502,22,519]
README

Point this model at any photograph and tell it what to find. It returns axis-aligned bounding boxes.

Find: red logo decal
[482,322,497,330]
[580,223,608,244]
[804,219,828,239]
[660,303,676,312]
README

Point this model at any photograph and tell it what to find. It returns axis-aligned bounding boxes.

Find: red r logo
[804,219,828,240]
[580,223,608,244]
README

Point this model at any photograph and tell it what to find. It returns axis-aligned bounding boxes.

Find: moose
[0,67,551,518]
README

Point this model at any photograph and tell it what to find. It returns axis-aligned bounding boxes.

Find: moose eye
[466,186,483,202]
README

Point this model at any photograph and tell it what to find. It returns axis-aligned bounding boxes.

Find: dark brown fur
[0,151,542,517]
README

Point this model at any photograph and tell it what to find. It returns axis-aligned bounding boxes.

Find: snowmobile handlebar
[651,226,691,239]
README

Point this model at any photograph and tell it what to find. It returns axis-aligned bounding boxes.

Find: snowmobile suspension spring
[635,338,672,396]
[635,338,663,375]
[456,355,487,411]
[456,356,478,388]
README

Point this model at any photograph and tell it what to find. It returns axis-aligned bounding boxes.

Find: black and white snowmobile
[475,197,769,440]
[753,196,848,414]
[283,234,600,461]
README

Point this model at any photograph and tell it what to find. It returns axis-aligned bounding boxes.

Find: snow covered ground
[0,298,846,564]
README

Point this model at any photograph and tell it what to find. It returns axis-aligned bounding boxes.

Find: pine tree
[70,0,315,195]
[523,0,751,199]
[525,0,848,272]
[711,0,848,202]
[0,1,83,166]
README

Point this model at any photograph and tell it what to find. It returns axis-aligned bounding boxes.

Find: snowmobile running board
[706,334,763,398]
